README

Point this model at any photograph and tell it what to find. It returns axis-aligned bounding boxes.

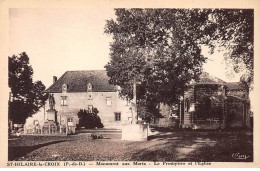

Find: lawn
[8,129,253,162]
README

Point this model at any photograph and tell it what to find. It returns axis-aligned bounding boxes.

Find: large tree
[104,9,254,119]
[8,52,48,124]
[105,9,207,118]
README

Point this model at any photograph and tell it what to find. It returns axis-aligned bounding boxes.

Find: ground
[8,129,253,162]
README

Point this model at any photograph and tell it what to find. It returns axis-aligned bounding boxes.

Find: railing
[24,124,75,135]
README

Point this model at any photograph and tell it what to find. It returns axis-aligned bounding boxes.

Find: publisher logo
[232,153,250,160]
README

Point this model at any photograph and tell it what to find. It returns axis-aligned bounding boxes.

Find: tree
[200,9,254,88]
[104,9,207,119]
[8,52,48,124]
[104,9,254,120]
[77,108,104,129]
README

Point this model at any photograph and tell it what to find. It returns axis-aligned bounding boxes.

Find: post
[179,99,182,128]
[122,77,147,141]
[66,123,68,136]
[43,104,45,122]
[132,77,138,124]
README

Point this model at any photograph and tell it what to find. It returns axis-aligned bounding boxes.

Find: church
[157,72,251,129]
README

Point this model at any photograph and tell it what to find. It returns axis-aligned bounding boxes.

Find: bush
[77,108,104,129]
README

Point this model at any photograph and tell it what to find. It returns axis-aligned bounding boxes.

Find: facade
[25,70,133,132]
[181,72,250,129]
[45,70,133,129]
[152,72,251,129]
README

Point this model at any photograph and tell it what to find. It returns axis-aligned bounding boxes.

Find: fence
[24,124,76,135]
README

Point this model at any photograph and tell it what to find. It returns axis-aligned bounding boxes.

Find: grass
[8,129,253,162]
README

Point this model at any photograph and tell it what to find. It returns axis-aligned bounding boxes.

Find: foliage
[77,108,104,129]
[8,52,48,124]
[201,9,254,88]
[105,9,207,116]
[137,99,162,122]
[104,9,253,119]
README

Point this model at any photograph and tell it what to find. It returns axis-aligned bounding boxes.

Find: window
[185,98,190,112]
[67,118,73,126]
[62,84,68,92]
[87,83,92,91]
[88,93,93,100]
[115,112,121,121]
[61,96,67,106]
[106,97,112,106]
[67,118,73,122]
[88,105,93,113]
[204,98,212,112]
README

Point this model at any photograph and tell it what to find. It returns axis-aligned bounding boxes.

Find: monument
[45,94,57,124]
[121,78,148,141]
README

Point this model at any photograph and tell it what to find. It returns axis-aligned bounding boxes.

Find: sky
[9,8,242,89]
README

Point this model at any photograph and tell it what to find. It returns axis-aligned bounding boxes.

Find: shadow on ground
[8,140,68,161]
[131,130,253,162]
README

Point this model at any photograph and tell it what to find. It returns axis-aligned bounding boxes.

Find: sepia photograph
[1,0,259,168]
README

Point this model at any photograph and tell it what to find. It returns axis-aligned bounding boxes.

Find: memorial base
[121,123,148,141]
[46,109,57,122]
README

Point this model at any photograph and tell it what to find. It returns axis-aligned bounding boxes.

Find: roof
[197,72,226,84]
[227,95,249,102]
[192,72,246,91]
[45,70,116,93]
[226,82,246,90]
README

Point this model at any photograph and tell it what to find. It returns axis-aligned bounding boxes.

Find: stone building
[25,70,133,133]
[44,70,133,129]
[181,72,251,129]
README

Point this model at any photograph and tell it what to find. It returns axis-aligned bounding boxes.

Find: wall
[194,84,226,118]
[183,84,226,129]
[24,107,46,128]
[227,89,248,99]
[183,85,195,127]
[46,91,132,129]
[226,96,250,128]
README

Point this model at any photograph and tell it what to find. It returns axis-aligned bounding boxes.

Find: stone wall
[46,91,132,129]
[194,84,225,119]
[182,84,226,129]
[227,89,248,99]
[183,85,195,127]
[226,96,250,128]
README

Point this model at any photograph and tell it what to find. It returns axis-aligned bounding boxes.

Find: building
[24,70,133,133]
[159,72,251,129]
[44,70,133,129]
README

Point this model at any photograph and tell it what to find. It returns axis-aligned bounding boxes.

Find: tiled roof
[197,72,226,84]
[45,70,116,93]
[226,82,246,90]
[195,72,246,91]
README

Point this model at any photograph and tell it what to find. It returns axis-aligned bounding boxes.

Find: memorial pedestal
[46,109,57,122]
[122,123,148,141]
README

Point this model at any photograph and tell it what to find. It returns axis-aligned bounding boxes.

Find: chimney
[53,76,57,83]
